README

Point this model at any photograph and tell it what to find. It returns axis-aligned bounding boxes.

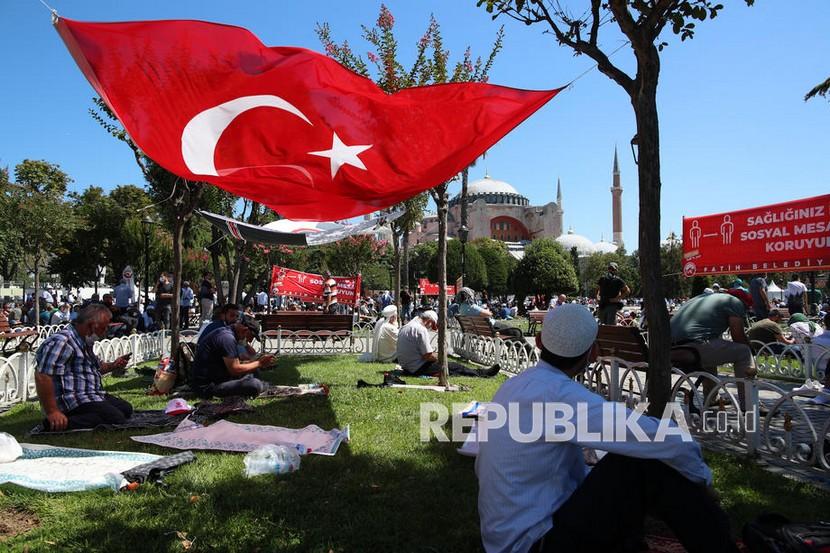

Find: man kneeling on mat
[191,315,275,398]
[35,304,133,431]
[396,310,500,378]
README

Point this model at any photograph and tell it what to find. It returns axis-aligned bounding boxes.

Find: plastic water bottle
[243,444,303,477]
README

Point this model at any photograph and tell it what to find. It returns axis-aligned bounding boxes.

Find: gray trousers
[598,304,621,325]
[209,374,266,398]
[200,298,214,322]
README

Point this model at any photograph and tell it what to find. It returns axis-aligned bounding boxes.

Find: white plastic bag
[243,444,302,477]
[0,432,23,463]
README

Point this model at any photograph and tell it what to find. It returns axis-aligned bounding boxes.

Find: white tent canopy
[767,280,784,301]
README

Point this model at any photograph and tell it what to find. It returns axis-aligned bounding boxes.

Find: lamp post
[666,231,679,298]
[630,134,639,165]
[459,225,469,288]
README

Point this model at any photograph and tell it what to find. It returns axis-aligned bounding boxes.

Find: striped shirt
[36,324,105,412]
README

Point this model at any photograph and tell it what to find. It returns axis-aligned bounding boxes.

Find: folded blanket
[122,451,196,484]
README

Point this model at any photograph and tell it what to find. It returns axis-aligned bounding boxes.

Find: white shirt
[256,291,268,306]
[396,319,432,373]
[375,321,399,363]
[786,280,807,299]
[475,360,711,553]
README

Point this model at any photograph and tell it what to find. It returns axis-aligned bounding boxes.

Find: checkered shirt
[35,324,105,412]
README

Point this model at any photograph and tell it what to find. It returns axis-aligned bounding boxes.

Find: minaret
[611,147,624,248]
[555,177,564,237]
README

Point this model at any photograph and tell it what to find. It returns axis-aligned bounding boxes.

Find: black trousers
[60,394,134,430]
[493,322,525,340]
[536,454,738,553]
[411,361,483,378]
[179,306,190,329]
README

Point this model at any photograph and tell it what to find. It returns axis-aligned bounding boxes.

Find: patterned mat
[132,418,349,456]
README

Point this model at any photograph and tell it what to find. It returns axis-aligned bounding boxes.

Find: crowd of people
[22,264,829,553]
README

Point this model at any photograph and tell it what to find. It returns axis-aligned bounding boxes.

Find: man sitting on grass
[35,304,133,431]
[747,309,794,354]
[191,315,275,398]
[476,305,738,553]
[396,310,500,378]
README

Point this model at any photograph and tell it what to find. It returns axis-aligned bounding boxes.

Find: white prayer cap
[421,310,438,324]
[541,304,597,358]
[381,305,398,318]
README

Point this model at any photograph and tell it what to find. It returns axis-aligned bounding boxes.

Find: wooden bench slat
[257,313,353,332]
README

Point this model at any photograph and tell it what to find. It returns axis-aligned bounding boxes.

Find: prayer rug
[0,444,159,492]
[131,418,349,456]
[27,410,187,436]
[643,535,748,552]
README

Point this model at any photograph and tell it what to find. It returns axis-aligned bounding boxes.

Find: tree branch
[589,0,601,45]
[646,0,681,39]
[607,0,644,48]
[527,0,635,94]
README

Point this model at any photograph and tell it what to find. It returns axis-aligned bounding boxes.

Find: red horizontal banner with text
[270,266,361,305]
[682,194,830,277]
[418,278,456,296]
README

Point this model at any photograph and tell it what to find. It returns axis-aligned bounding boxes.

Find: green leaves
[512,238,578,298]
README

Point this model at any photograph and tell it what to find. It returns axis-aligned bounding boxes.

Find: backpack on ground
[743,513,830,552]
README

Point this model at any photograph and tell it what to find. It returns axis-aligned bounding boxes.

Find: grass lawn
[1,355,829,552]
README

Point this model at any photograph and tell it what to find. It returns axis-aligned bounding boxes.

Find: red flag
[56,18,561,220]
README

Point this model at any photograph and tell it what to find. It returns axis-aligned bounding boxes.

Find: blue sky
[2,0,828,250]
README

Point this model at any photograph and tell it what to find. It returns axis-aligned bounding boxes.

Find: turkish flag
[55,18,561,220]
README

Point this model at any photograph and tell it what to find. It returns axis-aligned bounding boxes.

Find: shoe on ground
[480,364,501,377]
[808,388,830,405]
[793,380,822,395]
[383,372,406,386]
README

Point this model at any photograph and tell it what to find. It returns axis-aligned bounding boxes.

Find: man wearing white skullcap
[396,311,500,377]
[372,305,400,363]
[476,304,736,553]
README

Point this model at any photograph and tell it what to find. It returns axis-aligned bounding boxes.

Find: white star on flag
[308,132,372,179]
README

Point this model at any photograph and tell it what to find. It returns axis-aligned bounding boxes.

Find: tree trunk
[33,258,40,330]
[402,229,410,296]
[460,167,469,288]
[210,227,225,307]
[170,216,184,359]
[434,184,450,387]
[632,52,671,417]
[392,227,401,313]
[230,242,244,304]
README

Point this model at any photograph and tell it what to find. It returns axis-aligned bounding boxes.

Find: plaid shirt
[36,324,105,412]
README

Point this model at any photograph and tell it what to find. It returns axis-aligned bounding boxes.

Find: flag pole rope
[563,41,630,90]
[36,0,59,24]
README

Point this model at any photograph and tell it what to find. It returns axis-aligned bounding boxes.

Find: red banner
[418,278,456,296]
[270,266,361,305]
[682,194,830,277]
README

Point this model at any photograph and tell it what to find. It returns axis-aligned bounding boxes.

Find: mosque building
[410,149,625,259]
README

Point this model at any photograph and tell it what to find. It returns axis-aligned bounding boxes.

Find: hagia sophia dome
[555,228,596,256]
[410,149,625,255]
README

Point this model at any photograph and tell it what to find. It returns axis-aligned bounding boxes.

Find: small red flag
[56,18,561,220]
